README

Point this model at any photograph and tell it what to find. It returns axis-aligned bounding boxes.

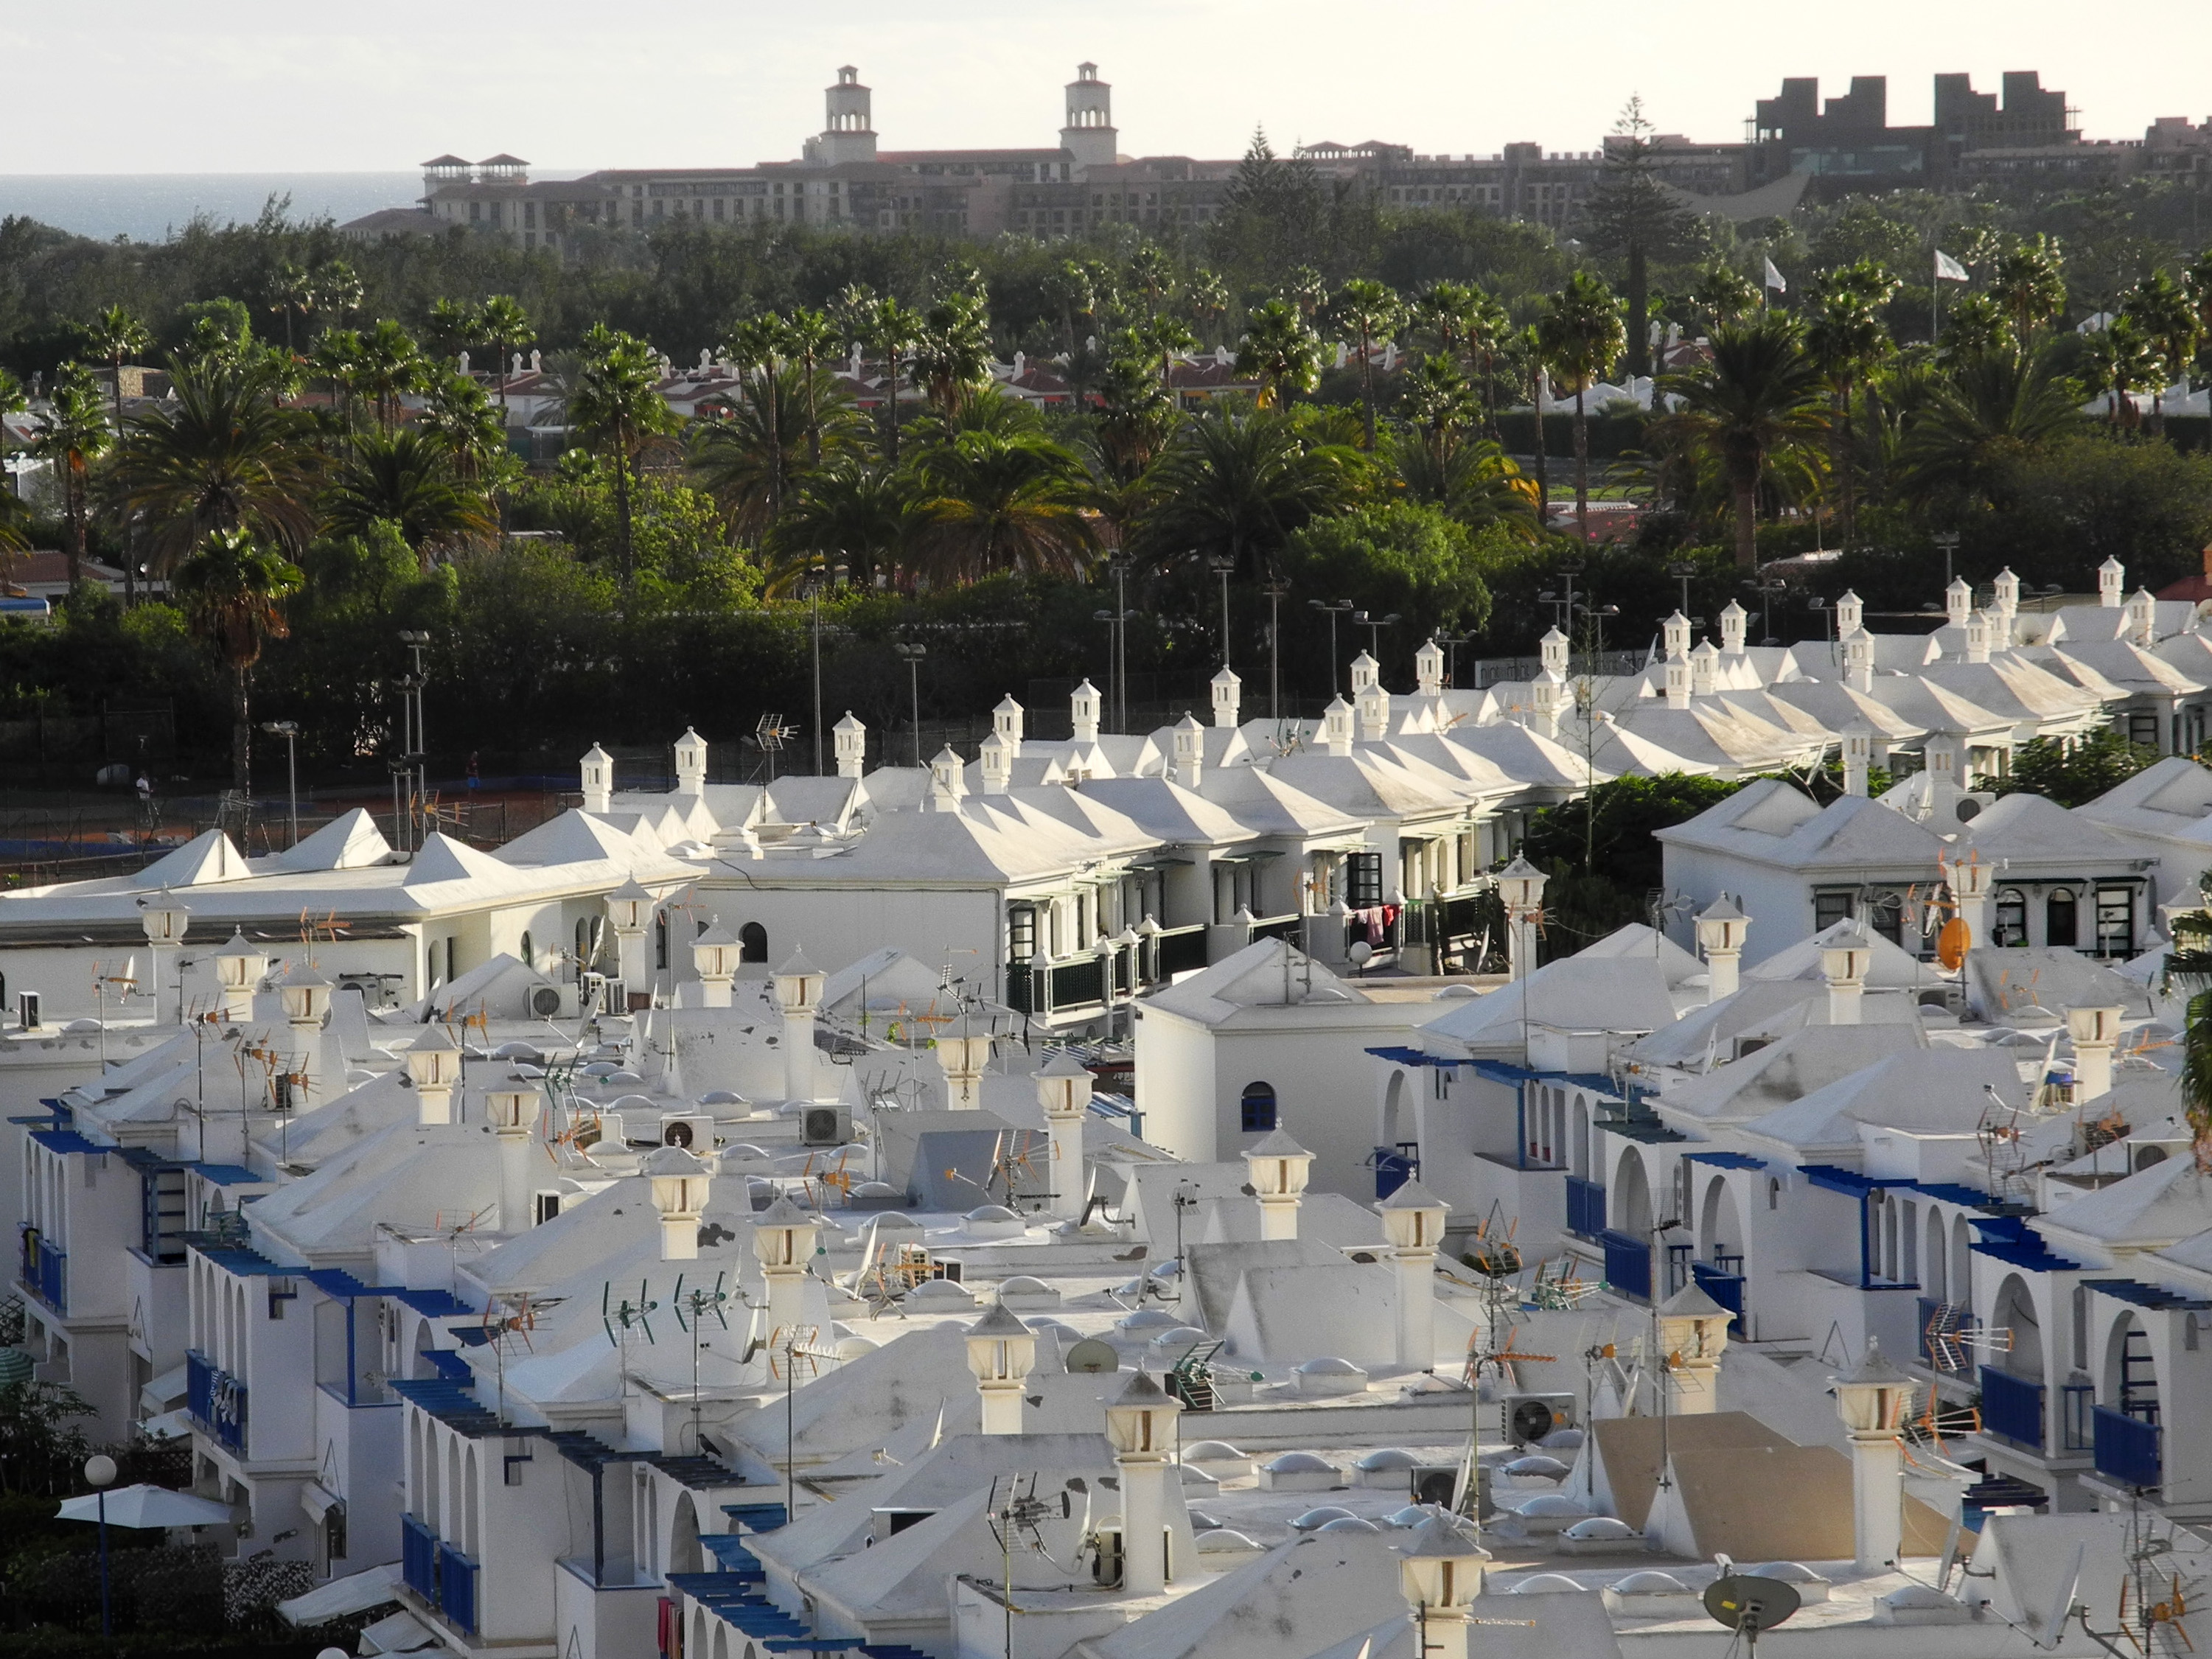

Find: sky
[6,0,2211,175]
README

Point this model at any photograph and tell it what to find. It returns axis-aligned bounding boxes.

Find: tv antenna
[748,713,798,782]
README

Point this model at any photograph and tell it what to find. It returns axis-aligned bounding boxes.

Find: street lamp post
[1261,576,1290,723]
[1667,559,1698,618]
[1207,552,1235,668]
[398,630,431,847]
[1353,609,1400,659]
[1933,531,1961,596]
[260,721,299,848]
[1434,630,1473,688]
[1742,579,1787,648]
[85,1453,116,1639]
[1308,598,1354,694]
[893,642,927,766]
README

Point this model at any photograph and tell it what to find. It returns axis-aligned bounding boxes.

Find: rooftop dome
[1266,1452,1336,1474]
[1318,1516,1382,1534]
[1751,1562,1823,1582]
[1386,1505,1434,1528]
[1510,1574,1585,1594]
[1291,1506,1358,1531]
[1512,1494,1589,1518]
[1504,1454,1571,1480]
[1148,1326,1208,1350]
[1296,1355,1365,1375]
[1183,1441,1246,1462]
[1562,1517,1639,1540]
[1610,1572,1689,1595]
[999,1276,1052,1296]
[1881,1584,1961,1610]
[1356,1448,1420,1472]
[1118,1307,1182,1331]
[1195,1529,1259,1553]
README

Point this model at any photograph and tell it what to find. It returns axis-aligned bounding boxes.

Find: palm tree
[1938,293,2012,361]
[313,328,370,438]
[1329,279,1400,450]
[1535,270,1627,542]
[1401,354,1480,472]
[2122,270,2199,429]
[911,294,993,420]
[766,461,914,594]
[1989,236,2068,343]
[1658,312,1828,570]
[723,315,794,523]
[108,354,320,572]
[689,362,861,545]
[1897,346,2083,509]
[783,308,834,464]
[1396,439,1540,539]
[1235,298,1323,408]
[81,307,153,601]
[2081,316,2161,426]
[355,319,429,435]
[423,297,481,366]
[1804,262,1897,545]
[272,261,315,357]
[906,431,1098,583]
[170,528,303,795]
[322,430,495,565]
[1137,405,1359,577]
[32,363,113,589]
[856,298,924,463]
[0,368,27,552]
[562,324,677,579]
[477,295,534,422]
[1690,262,1761,330]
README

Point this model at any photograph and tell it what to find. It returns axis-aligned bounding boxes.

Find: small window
[1347,851,1384,908]
[1813,891,1853,932]
[1240,1083,1277,1134]
[2046,888,2079,948]
[534,1192,562,1226]
[1994,889,2028,948]
[1006,905,1037,964]
[2096,887,2135,957]
[739,922,767,963]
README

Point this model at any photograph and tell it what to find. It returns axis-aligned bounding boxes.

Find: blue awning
[1366,1045,1443,1067]
[29,1128,105,1156]
[2081,1278,2212,1311]
[1684,1150,1768,1170]
[390,1286,472,1318]
[193,1164,265,1187]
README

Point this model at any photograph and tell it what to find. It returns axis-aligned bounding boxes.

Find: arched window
[1240,1082,1277,1134]
[739,922,767,963]
[2046,887,2079,949]
[655,914,669,971]
[1994,888,2028,948]
[519,930,533,968]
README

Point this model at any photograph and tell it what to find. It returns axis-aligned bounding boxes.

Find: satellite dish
[1937,916,1971,971]
[1066,1338,1119,1375]
[1702,1576,1801,1648]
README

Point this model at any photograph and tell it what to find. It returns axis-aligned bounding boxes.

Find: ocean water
[0,174,425,242]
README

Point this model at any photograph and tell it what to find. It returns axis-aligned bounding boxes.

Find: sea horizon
[0,172,578,244]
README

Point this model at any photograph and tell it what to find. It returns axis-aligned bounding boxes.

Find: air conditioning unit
[1090,1524,1123,1588]
[528,983,575,1019]
[1409,1464,1459,1507]
[1501,1391,1577,1446]
[801,1103,851,1147]
[659,1113,716,1151]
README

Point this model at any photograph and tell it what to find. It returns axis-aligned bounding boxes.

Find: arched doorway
[1698,1176,1743,1264]
[1381,1072,1409,1148]
[670,1493,703,1576]
[739,922,767,963]
[1994,1274,2043,1382]
[1613,1151,1653,1239]
[2103,1310,2160,1426]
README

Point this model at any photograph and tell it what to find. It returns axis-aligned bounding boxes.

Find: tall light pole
[1353,609,1400,660]
[1262,576,1290,723]
[1933,531,1961,596]
[1667,559,1697,619]
[1434,630,1473,688]
[1207,552,1235,668]
[399,629,431,847]
[85,1453,116,1640]
[1309,598,1354,694]
[260,721,299,848]
[893,642,927,766]
[1742,578,1787,649]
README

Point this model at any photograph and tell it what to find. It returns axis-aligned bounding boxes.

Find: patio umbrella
[54,1484,236,1529]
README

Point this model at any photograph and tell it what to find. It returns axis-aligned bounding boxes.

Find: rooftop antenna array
[601,1279,660,1400]
[747,713,798,782]
[670,1271,735,1456]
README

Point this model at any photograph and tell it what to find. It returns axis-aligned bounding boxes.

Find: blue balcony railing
[1599,1229,1652,1302]
[402,1514,439,1606]
[1690,1262,1745,1333]
[436,1541,478,1635]
[18,1225,65,1313]
[1980,1365,2045,1452]
[1565,1176,1605,1240]
[2093,1405,2162,1489]
[186,1349,248,1456]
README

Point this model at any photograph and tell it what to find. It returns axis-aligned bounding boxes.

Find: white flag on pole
[1763,257,1788,293]
[1934,250,1970,283]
